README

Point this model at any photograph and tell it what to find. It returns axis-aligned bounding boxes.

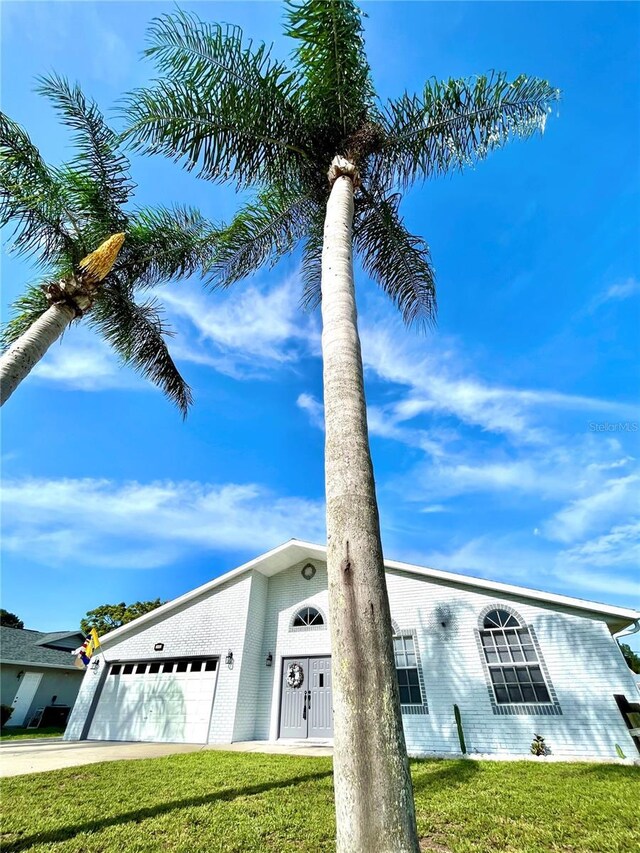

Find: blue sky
[1,1,639,650]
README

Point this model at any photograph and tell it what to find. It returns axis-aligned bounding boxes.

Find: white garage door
[88,658,218,743]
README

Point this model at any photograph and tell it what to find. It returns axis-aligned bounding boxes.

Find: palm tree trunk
[0,302,75,406]
[321,168,420,853]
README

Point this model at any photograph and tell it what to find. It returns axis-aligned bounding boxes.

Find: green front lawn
[0,726,66,741]
[1,751,638,852]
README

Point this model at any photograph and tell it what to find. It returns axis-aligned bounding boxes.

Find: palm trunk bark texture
[0,302,75,406]
[320,165,420,853]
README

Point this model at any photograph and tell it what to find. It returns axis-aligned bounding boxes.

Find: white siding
[66,554,640,762]
[255,560,331,741]
[65,574,252,743]
[232,572,269,741]
[252,561,638,760]
[385,568,638,760]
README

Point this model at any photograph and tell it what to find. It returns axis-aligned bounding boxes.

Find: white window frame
[392,629,428,715]
[476,605,562,717]
[290,605,327,632]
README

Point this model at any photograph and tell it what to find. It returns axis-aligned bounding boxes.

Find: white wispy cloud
[560,521,640,570]
[295,306,639,584]
[408,534,552,585]
[297,392,452,458]
[161,276,319,378]
[297,393,324,429]
[376,428,636,511]
[542,475,640,544]
[359,320,637,444]
[1,477,325,570]
[402,530,639,602]
[31,328,140,392]
[587,277,640,313]
[29,275,319,391]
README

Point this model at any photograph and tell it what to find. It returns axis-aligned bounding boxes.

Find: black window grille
[393,635,423,705]
[293,606,324,627]
[480,609,552,704]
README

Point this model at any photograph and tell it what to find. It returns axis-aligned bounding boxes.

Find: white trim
[289,604,327,632]
[98,539,640,646]
[0,658,81,672]
[382,555,640,622]
[614,619,640,639]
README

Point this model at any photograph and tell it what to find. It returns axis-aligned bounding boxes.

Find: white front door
[88,658,218,743]
[8,672,43,726]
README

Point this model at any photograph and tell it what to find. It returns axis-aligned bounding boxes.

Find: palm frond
[299,211,324,311]
[36,74,134,228]
[91,284,193,416]
[378,72,560,187]
[0,112,76,264]
[117,205,218,289]
[0,283,50,351]
[146,9,298,102]
[285,0,376,143]
[354,190,436,327]
[208,187,316,287]
[123,10,308,189]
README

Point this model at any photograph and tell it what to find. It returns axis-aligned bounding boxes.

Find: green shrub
[530,733,548,756]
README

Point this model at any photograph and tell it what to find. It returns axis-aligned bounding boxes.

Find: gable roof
[34,631,85,648]
[100,539,640,645]
[0,627,82,670]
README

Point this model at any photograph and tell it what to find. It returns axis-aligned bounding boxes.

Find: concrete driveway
[0,738,333,777]
[0,739,205,777]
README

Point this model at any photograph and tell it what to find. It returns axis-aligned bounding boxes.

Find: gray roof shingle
[0,627,83,669]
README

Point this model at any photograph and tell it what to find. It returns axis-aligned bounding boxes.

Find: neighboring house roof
[34,631,85,650]
[0,627,82,670]
[34,631,84,646]
[101,539,640,646]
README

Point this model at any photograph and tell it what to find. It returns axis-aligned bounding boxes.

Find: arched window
[479,608,551,705]
[483,609,520,630]
[292,606,324,628]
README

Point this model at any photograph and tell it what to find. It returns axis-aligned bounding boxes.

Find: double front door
[280,656,333,739]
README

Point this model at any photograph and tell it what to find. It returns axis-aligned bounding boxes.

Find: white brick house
[65,540,640,761]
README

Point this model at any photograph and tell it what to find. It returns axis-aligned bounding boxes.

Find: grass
[1,751,638,852]
[0,727,66,741]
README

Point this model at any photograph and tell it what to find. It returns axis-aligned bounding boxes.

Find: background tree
[619,642,640,674]
[124,3,558,849]
[80,599,164,637]
[0,75,217,411]
[0,609,24,629]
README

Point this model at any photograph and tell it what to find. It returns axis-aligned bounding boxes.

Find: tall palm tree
[0,75,216,411]
[124,3,559,849]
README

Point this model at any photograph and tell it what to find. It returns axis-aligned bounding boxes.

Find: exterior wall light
[154,643,164,651]
[225,650,234,668]
[266,652,273,667]
[90,658,100,671]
